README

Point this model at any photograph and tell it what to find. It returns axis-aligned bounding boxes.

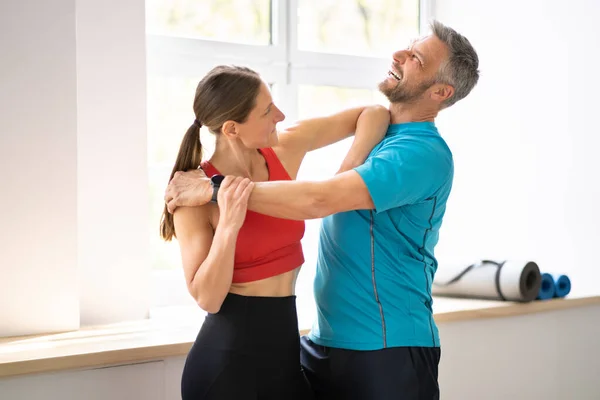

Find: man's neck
[389,102,438,125]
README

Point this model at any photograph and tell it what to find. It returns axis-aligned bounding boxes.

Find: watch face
[211,174,225,186]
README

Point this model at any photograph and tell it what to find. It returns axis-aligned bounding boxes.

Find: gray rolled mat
[432,260,542,302]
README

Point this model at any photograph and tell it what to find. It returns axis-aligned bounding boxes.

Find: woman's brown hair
[160,65,262,241]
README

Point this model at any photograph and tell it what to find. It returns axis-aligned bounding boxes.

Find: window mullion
[420,0,436,34]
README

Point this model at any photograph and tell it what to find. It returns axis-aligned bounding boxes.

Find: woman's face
[236,82,285,149]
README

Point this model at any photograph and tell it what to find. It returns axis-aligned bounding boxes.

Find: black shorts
[300,336,441,400]
[181,293,314,400]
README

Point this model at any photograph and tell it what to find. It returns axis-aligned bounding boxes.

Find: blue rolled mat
[537,273,556,300]
[553,274,571,298]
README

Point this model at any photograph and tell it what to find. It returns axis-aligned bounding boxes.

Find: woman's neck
[210,137,265,180]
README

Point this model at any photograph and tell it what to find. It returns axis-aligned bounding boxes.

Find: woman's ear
[221,120,238,139]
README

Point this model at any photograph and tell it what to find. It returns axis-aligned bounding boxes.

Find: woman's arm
[174,206,237,314]
[336,106,390,174]
[163,107,389,213]
[274,105,390,178]
[173,177,253,313]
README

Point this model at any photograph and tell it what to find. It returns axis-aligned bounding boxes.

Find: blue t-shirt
[308,121,453,350]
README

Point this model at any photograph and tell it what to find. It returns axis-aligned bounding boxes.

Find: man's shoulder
[376,132,452,161]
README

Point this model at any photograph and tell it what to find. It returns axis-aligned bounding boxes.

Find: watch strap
[210,175,225,204]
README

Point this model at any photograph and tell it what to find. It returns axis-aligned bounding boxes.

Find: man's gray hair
[430,20,480,108]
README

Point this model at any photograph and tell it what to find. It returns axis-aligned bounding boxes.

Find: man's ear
[222,120,238,139]
[431,84,454,103]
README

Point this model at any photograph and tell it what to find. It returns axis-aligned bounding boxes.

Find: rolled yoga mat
[536,273,556,300]
[553,274,571,298]
[432,260,542,302]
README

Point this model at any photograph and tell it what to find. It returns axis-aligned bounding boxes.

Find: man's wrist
[201,177,213,205]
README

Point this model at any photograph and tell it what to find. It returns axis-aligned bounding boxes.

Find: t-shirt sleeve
[353,139,452,213]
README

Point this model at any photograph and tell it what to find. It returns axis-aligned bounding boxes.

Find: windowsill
[1,294,599,379]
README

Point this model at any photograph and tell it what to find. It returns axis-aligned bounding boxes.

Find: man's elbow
[307,189,337,219]
[306,194,333,219]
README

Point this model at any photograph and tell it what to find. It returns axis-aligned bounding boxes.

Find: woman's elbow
[189,284,227,314]
[195,294,225,314]
[197,299,222,314]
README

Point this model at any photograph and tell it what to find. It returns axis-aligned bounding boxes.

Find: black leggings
[181,293,314,400]
[300,336,441,400]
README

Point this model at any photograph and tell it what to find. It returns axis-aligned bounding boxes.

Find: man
[165,20,479,400]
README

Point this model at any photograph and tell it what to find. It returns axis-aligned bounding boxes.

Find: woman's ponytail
[159,121,203,241]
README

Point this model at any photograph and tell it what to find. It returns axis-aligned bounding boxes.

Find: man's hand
[164,169,212,214]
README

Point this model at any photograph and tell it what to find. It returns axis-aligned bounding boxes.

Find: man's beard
[378,78,435,104]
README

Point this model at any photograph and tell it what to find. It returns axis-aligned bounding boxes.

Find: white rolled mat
[432,260,542,302]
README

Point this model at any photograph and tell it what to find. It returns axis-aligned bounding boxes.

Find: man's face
[379,35,449,104]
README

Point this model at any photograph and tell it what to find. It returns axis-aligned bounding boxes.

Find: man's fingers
[167,199,177,214]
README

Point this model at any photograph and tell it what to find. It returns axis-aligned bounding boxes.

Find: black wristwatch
[210,174,225,203]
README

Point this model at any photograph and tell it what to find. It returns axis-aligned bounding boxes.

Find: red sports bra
[200,148,305,283]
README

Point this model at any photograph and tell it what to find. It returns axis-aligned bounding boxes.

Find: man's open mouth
[388,70,401,81]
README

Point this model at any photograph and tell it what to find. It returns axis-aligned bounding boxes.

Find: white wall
[0,361,165,400]
[0,0,150,336]
[438,305,600,400]
[0,0,79,336]
[76,0,150,325]
[433,0,600,296]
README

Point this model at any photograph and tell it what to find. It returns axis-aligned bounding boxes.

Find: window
[297,0,420,57]
[146,0,428,324]
[146,0,272,45]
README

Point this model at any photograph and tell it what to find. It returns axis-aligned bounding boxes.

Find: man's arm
[246,170,374,220]
[247,140,453,220]
[165,137,452,219]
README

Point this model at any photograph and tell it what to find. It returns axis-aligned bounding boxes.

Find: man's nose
[392,50,408,65]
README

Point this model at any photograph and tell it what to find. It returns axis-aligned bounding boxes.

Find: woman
[160,65,389,400]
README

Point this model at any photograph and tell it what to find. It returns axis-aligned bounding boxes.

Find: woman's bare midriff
[207,200,302,298]
[228,267,300,297]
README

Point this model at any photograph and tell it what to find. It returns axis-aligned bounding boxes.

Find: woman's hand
[216,176,255,232]
[336,105,390,174]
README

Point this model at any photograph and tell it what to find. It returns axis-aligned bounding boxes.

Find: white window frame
[147,0,435,309]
